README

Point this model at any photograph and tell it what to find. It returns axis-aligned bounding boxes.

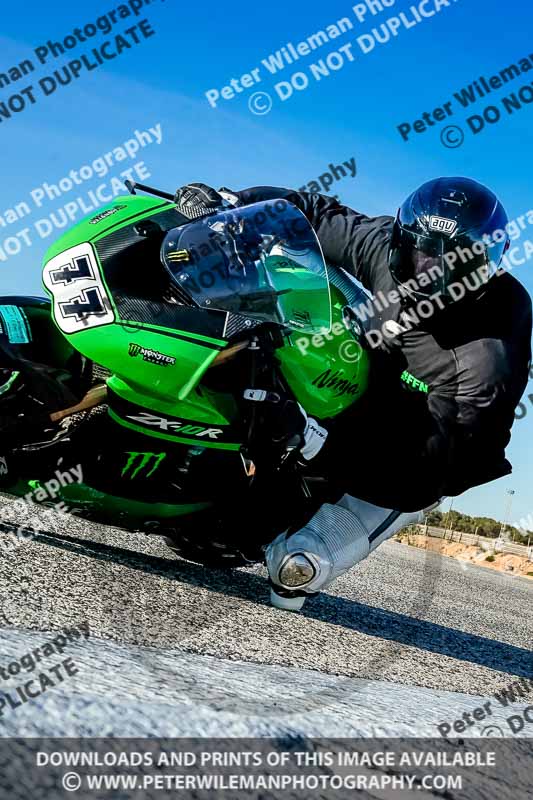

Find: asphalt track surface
[0,493,532,738]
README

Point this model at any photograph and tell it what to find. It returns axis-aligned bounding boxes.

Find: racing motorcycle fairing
[0,187,371,564]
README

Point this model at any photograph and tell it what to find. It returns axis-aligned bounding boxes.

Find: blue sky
[1,0,532,525]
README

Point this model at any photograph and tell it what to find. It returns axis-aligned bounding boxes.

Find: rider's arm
[320,280,532,510]
[227,186,393,292]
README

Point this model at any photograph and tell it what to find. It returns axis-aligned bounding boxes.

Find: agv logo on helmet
[428,216,458,236]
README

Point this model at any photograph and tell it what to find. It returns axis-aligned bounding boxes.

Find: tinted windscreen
[161,200,331,333]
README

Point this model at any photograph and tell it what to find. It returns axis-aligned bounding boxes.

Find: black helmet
[389,177,510,304]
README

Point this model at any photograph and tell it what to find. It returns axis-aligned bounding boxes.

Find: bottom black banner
[0,737,530,799]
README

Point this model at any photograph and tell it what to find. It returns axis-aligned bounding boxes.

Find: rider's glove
[300,412,329,461]
[173,183,223,219]
[243,388,328,464]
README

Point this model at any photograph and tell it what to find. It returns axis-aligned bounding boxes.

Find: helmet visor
[411,248,444,281]
[161,200,331,333]
[392,227,495,298]
[391,229,446,296]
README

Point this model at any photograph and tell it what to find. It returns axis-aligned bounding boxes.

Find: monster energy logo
[128,343,176,366]
[166,249,190,262]
[121,451,167,479]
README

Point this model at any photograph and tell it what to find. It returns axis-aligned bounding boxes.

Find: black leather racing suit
[231,186,533,511]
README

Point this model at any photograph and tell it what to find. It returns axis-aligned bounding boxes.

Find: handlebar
[125,180,237,212]
[124,180,174,201]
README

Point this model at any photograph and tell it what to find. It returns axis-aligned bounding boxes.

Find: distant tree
[426,510,443,526]
[509,527,531,545]
[421,508,529,542]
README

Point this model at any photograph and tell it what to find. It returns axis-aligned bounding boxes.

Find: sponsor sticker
[121,451,167,479]
[428,215,458,236]
[89,205,127,225]
[0,306,31,344]
[128,343,176,366]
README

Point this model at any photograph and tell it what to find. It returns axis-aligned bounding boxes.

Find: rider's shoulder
[487,271,532,321]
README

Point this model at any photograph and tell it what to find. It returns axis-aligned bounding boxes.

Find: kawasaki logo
[121,451,166,479]
[89,205,127,225]
[312,369,359,397]
[126,412,223,439]
[128,343,176,366]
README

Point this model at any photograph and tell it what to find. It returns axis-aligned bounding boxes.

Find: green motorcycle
[0,184,370,566]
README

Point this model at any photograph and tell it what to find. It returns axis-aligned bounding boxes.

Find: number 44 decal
[43,243,115,334]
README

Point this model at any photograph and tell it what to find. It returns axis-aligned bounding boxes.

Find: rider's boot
[265,495,438,611]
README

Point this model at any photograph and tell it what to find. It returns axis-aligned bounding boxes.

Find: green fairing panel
[42,194,369,429]
[43,196,175,258]
[107,375,242,450]
[28,194,371,533]
[66,324,223,409]
[108,375,237,425]
[277,284,370,418]
[41,195,233,430]
[8,479,210,529]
